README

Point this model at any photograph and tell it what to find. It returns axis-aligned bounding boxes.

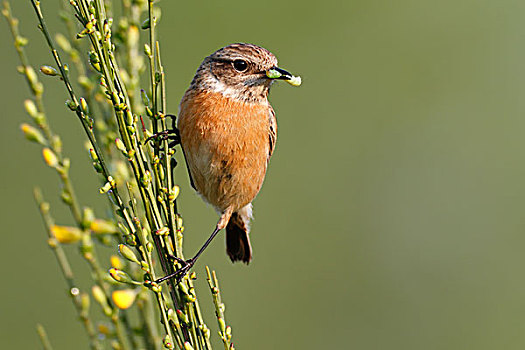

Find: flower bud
[55,33,71,52]
[110,255,124,270]
[42,148,59,168]
[141,18,151,29]
[51,225,82,243]
[118,244,140,264]
[112,289,137,309]
[90,219,118,234]
[115,138,127,155]
[20,123,45,144]
[23,99,38,118]
[91,285,112,316]
[144,43,152,57]
[66,99,78,111]
[79,97,89,115]
[140,89,150,106]
[109,268,140,285]
[40,65,58,76]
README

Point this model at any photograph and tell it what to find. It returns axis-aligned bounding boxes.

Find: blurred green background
[2,0,525,348]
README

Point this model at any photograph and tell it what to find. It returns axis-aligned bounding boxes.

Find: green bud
[26,66,38,85]
[146,242,153,253]
[141,18,151,29]
[118,244,140,263]
[125,234,137,246]
[80,292,90,315]
[55,33,71,52]
[163,335,174,349]
[91,61,101,72]
[111,91,120,104]
[199,324,210,339]
[91,285,107,307]
[42,148,59,168]
[60,189,73,205]
[176,309,189,325]
[40,65,58,76]
[100,181,112,194]
[91,285,112,316]
[103,21,110,36]
[155,227,169,236]
[20,123,45,144]
[169,186,180,202]
[114,102,125,111]
[115,138,127,155]
[217,317,226,332]
[91,219,118,234]
[79,97,89,114]
[24,100,38,118]
[66,99,78,111]
[89,51,99,64]
[125,111,134,126]
[141,170,152,187]
[89,148,98,162]
[77,76,92,89]
[51,135,62,153]
[144,43,152,57]
[109,268,140,285]
[85,20,94,32]
[15,36,28,47]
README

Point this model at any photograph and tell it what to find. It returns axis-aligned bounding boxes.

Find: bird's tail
[226,204,252,263]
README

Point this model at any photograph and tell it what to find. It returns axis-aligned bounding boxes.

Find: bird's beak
[266,67,302,87]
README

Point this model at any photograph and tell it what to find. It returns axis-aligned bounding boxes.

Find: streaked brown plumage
[177,43,296,264]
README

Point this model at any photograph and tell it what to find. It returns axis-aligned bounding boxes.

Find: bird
[156,43,300,282]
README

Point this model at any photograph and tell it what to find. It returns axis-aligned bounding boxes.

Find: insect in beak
[266,67,302,86]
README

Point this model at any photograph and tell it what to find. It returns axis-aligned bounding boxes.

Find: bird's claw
[145,128,180,146]
[155,257,195,285]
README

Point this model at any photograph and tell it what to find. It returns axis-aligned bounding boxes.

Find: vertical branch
[34,188,102,350]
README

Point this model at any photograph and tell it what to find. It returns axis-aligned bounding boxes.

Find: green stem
[36,324,54,350]
[34,188,102,350]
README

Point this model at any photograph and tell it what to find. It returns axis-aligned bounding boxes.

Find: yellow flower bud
[90,219,118,234]
[42,148,59,168]
[51,225,82,243]
[112,289,137,309]
[110,255,124,270]
[20,123,45,144]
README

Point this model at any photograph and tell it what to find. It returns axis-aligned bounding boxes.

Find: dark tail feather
[226,212,252,263]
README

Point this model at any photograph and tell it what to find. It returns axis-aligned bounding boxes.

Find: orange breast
[178,90,271,212]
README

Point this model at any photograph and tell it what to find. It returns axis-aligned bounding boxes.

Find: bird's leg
[156,209,233,284]
[144,114,180,146]
[145,128,180,146]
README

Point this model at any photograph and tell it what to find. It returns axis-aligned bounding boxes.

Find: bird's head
[190,43,301,103]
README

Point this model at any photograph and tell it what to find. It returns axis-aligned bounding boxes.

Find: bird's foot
[155,257,195,285]
[145,128,180,147]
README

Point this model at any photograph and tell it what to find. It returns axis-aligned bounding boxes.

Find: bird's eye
[232,59,248,72]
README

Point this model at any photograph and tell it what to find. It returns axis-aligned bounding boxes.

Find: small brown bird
[158,43,300,281]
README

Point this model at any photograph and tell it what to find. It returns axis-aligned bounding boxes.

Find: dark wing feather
[268,105,277,162]
[180,145,197,191]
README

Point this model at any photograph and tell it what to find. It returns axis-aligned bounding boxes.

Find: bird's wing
[180,144,197,191]
[268,105,277,162]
